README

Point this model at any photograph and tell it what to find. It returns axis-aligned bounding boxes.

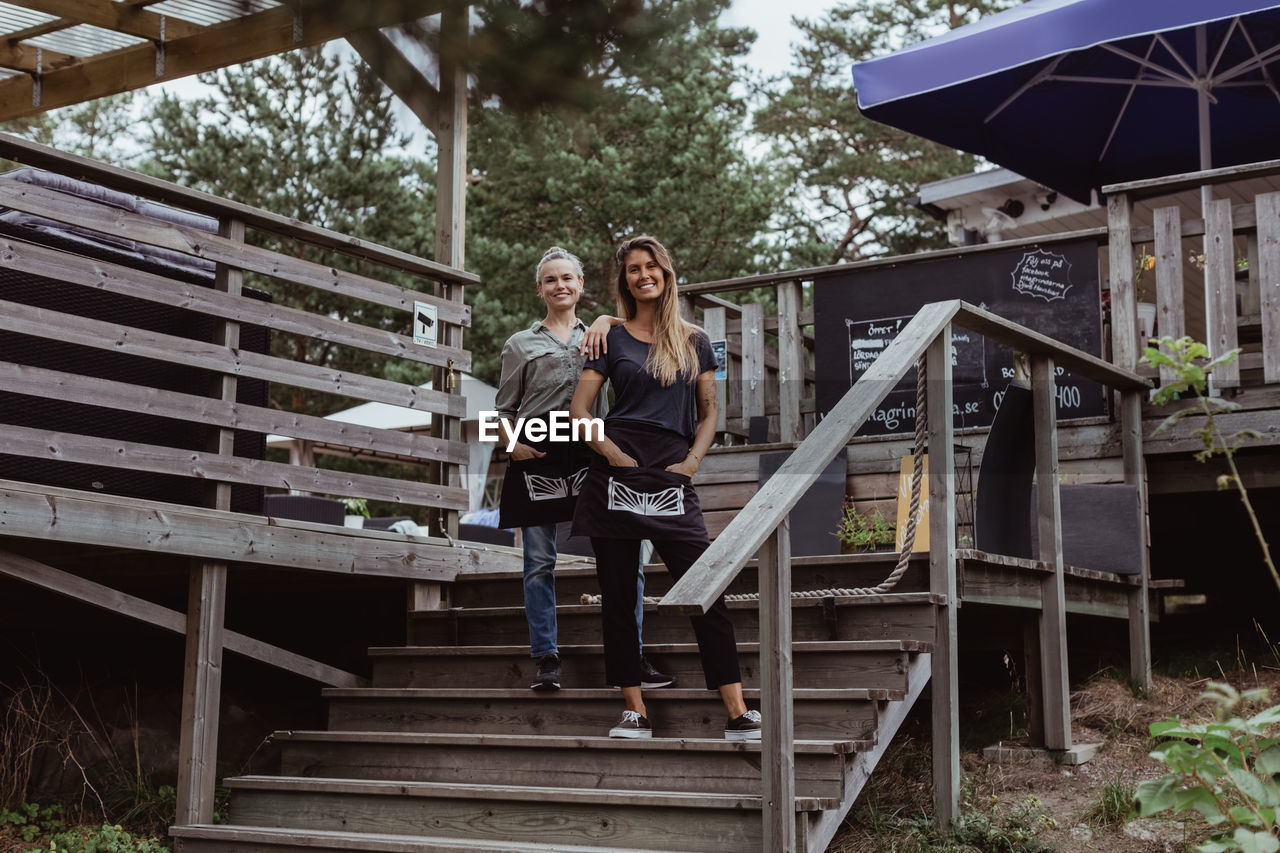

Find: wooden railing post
[1153,206,1186,383]
[759,519,795,852]
[1108,193,1137,370]
[1259,192,1280,385]
[741,302,765,437]
[777,280,804,444]
[177,215,242,825]
[1120,389,1152,690]
[1031,355,1071,751]
[1204,199,1240,388]
[703,306,729,438]
[926,328,958,829]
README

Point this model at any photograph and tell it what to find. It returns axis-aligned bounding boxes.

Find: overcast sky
[725,0,837,77]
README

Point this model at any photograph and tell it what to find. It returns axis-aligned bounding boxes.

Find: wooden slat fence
[0,131,475,521]
[1106,158,1280,387]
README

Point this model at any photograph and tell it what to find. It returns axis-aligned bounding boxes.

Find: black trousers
[592,534,741,689]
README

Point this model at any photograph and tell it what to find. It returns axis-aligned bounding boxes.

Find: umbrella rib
[1207,17,1240,79]
[1100,38,1161,165]
[1213,39,1280,86]
[1228,22,1280,106]
[984,55,1062,124]
[1103,41,1193,86]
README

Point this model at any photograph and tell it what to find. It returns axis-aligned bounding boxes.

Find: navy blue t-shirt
[583,325,716,442]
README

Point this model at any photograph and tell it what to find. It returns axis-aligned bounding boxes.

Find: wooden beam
[758,521,796,853]
[1120,389,1152,690]
[704,307,729,436]
[0,550,367,688]
[926,328,959,831]
[740,302,765,433]
[0,1,446,122]
[176,558,225,825]
[1152,206,1185,387]
[1032,355,1072,752]
[347,27,440,137]
[0,478,506,578]
[5,0,203,40]
[0,42,77,73]
[1109,193,1139,371]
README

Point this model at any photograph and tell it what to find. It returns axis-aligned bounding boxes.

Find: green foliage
[1134,682,1280,852]
[851,794,1058,852]
[753,0,1019,266]
[36,822,169,852]
[466,0,782,382]
[1141,336,1279,595]
[1,803,67,842]
[835,502,896,551]
[339,497,371,518]
[1083,773,1137,827]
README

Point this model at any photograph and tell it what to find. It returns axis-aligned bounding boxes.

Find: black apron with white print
[498,436,591,529]
[571,421,705,539]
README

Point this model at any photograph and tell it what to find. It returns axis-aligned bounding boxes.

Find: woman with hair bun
[495,246,675,694]
[569,235,760,740]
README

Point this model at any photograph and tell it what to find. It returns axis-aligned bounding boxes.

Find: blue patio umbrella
[851,0,1280,204]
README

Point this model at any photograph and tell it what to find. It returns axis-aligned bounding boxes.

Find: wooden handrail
[1104,157,1280,199]
[658,299,1149,615]
[659,300,962,615]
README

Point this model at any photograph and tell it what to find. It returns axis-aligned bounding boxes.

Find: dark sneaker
[531,654,561,691]
[725,709,762,741]
[609,709,653,738]
[639,656,678,689]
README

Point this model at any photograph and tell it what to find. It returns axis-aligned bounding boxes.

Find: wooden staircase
[171,553,937,853]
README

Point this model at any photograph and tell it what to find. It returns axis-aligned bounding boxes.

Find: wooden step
[272,730,868,800]
[447,553,931,609]
[321,686,892,740]
[367,640,930,691]
[410,593,941,647]
[224,776,824,852]
[172,823,680,853]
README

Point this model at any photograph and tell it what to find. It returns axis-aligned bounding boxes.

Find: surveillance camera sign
[413,301,438,347]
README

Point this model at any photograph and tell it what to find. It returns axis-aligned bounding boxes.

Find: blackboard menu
[814,239,1104,435]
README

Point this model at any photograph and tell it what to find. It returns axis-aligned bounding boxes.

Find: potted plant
[834,501,897,553]
[340,497,370,529]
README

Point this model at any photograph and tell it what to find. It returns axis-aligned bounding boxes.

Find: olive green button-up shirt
[495,319,607,422]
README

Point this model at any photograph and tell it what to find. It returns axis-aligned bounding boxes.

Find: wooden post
[1257,192,1280,384]
[1120,389,1151,690]
[1031,355,1071,751]
[741,302,765,437]
[429,2,468,544]
[703,306,729,438]
[1108,193,1138,370]
[759,520,795,853]
[177,215,242,824]
[679,293,696,323]
[1153,206,1185,387]
[926,328,958,830]
[776,280,804,444]
[1204,199,1240,388]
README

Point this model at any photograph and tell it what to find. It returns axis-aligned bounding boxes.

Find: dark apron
[571,421,705,539]
[498,434,591,529]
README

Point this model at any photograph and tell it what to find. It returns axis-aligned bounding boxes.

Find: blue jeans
[523,524,647,658]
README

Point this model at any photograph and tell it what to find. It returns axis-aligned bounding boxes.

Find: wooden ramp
[170,553,937,853]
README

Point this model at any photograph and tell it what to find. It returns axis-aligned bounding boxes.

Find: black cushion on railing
[263,495,345,526]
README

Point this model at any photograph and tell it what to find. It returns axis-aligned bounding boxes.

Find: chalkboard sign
[814,239,1104,435]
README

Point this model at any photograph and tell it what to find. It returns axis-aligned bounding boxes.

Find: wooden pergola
[0,0,469,266]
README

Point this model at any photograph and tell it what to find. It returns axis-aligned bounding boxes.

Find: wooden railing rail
[659,300,1148,850]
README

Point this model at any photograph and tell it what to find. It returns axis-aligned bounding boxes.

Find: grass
[1081,773,1136,827]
